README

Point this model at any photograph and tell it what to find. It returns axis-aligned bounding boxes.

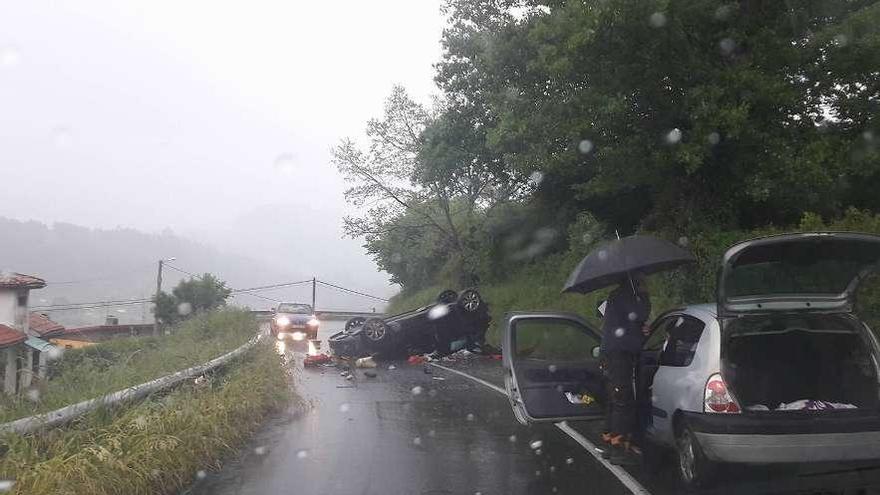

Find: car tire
[345,317,366,333]
[437,289,458,304]
[676,424,716,489]
[457,289,483,313]
[362,318,390,344]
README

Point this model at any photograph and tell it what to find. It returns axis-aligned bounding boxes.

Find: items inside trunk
[725,314,879,412]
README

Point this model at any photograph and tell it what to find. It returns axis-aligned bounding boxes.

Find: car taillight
[704,373,740,414]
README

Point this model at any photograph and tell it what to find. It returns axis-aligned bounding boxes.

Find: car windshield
[5,0,880,493]
[277,304,312,314]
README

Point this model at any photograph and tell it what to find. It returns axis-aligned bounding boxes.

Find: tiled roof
[0,324,26,348]
[29,312,65,337]
[0,272,46,290]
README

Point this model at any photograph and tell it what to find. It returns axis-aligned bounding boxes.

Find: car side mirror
[596,300,607,318]
[592,346,601,359]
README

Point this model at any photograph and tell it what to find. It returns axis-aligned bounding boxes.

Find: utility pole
[311,277,317,311]
[153,257,176,337]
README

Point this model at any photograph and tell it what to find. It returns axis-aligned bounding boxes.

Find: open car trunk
[724,313,880,413]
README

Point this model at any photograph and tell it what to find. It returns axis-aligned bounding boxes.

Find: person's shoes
[609,445,639,466]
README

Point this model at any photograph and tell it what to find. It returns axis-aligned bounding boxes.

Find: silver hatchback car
[503,232,880,487]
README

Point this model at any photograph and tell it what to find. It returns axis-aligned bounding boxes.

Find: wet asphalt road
[188,321,880,495]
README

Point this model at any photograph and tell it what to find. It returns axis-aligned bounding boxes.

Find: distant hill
[0,217,383,327]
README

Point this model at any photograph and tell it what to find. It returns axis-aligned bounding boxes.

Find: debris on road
[355,356,377,368]
[387,364,397,370]
[407,355,427,365]
[432,376,446,381]
[363,370,378,378]
[304,354,333,367]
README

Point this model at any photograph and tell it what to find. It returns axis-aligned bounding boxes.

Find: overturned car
[328,288,490,358]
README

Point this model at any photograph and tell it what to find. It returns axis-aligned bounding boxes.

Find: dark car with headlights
[328,288,489,358]
[271,302,320,341]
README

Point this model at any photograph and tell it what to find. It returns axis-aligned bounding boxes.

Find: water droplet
[428,429,436,437]
[177,302,192,316]
[529,171,544,186]
[566,457,575,465]
[555,384,564,392]
[614,327,625,338]
[466,413,475,421]
[25,389,40,402]
[428,388,438,397]
[597,250,608,261]
[707,132,721,145]
[678,236,689,247]
[274,153,296,176]
[649,12,667,27]
[665,128,682,144]
[535,448,543,455]
[535,470,542,476]
[296,450,308,459]
[509,435,517,443]
[577,139,594,154]
[413,436,422,446]
[0,45,20,68]
[254,446,267,455]
[428,305,449,320]
[548,364,558,373]
[196,470,207,480]
[530,440,543,450]
[52,126,73,147]
[339,403,350,413]
[475,492,482,495]
[46,346,63,361]
[714,4,733,20]
[550,465,556,473]
[834,34,848,47]
[627,312,638,321]
[863,130,875,142]
[0,481,15,492]
[719,38,736,55]
[552,487,558,493]
[411,386,423,396]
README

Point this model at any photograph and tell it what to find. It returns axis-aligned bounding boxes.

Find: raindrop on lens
[597,250,608,261]
[297,450,308,459]
[535,449,543,455]
[536,470,542,476]
[47,346,63,361]
[529,171,544,186]
[26,389,39,402]
[413,436,422,446]
[649,12,667,27]
[254,446,267,455]
[708,132,721,145]
[678,236,689,247]
[411,386,423,396]
[548,364,558,373]
[719,38,736,55]
[0,45,20,68]
[614,327,625,338]
[274,153,296,175]
[177,302,192,316]
[834,34,848,47]
[466,413,475,421]
[566,457,575,465]
[339,403,350,413]
[428,388,438,397]
[530,440,543,450]
[627,312,638,321]
[509,435,517,443]
[665,128,682,144]
[577,139,594,154]
[428,305,449,320]
[0,481,15,492]
[428,429,436,437]
[52,126,73,147]
[196,470,207,480]
[550,465,556,473]
[714,5,732,20]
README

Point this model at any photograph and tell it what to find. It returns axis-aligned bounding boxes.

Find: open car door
[502,312,606,425]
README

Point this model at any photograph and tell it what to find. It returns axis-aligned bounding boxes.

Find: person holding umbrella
[599,272,651,465]
[562,234,695,466]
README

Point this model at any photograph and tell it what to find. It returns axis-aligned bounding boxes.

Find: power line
[33,300,151,312]
[316,279,389,302]
[32,297,152,310]
[231,280,313,294]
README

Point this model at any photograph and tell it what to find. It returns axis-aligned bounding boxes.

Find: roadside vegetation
[347,0,880,336]
[0,341,288,495]
[0,309,257,423]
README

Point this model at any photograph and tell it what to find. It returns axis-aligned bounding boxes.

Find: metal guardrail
[251,310,385,321]
[0,331,264,435]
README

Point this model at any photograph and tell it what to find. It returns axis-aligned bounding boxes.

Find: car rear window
[277,303,312,313]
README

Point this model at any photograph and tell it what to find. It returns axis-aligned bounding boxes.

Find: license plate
[290,324,306,329]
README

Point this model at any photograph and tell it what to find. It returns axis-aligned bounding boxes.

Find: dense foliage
[338,0,880,291]
[153,273,232,325]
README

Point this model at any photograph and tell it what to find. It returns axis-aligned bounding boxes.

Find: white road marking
[429,362,652,495]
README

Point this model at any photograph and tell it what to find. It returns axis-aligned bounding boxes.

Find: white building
[0,272,55,395]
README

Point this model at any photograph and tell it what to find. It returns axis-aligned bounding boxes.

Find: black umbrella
[562,234,695,294]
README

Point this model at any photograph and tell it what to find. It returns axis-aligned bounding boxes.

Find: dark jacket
[600,285,651,354]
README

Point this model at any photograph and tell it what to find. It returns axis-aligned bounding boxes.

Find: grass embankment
[0,309,258,423]
[0,340,289,495]
[388,209,880,345]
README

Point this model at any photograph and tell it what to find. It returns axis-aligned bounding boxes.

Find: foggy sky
[0,0,446,299]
